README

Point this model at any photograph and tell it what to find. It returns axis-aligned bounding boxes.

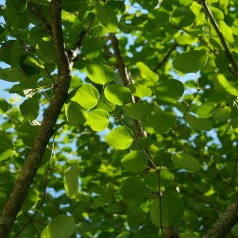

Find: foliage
[0,0,238,237]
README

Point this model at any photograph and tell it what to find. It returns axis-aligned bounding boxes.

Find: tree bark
[0,0,72,237]
[203,200,238,238]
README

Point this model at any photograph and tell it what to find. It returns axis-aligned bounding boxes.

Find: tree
[0,0,238,237]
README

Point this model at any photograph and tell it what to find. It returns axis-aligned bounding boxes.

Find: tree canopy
[0,0,238,237]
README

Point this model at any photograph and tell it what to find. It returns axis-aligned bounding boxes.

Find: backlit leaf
[92,0,118,32]
[85,64,114,85]
[65,101,88,127]
[215,74,238,96]
[104,126,133,150]
[136,62,159,82]
[87,109,109,131]
[64,165,80,199]
[121,150,148,173]
[104,84,131,106]
[72,83,99,109]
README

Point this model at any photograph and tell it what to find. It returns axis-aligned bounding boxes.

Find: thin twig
[69,16,94,62]
[200,0,238,79]
[162,90,199,162]
[153,44,177,72]
[0,42,35,50]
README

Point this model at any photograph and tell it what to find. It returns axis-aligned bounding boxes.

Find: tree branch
[200,0,238,79]
[109,33,130,86]
[0,0,72,237]
[27,2,52,35]
[203,199,238,238]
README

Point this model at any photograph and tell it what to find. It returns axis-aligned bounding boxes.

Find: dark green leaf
[41,215,75,238]
[120,176,149,204]
[172,50,208,73]
[123,102,151,121]
[186,114,212,131]
[171,153,201,172]
[156,79,184,104]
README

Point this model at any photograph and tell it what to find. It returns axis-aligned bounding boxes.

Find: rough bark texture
[203,200,238,238]
[0,0,71,237]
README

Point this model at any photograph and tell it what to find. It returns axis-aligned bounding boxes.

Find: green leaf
[136,62,159,82]
[65,101,88,127]
[186,114,212,131]
[0,150,15,162]
[85,64,114,85]
[64,165,80,199]
[0,68,27,82]
[104,126,133,150]
[150,192,184,227]
[156,80,184,104]
[128,84,152,98]
[104,84,131,106]
[171,153,201,172]
[20,96,39,121]
[219,20,234,42]
[212,106,231,121]
[0,131,15,162]
[93,0,118,32]
[215,74,238,96]
[121,151,148,173]
[72,83,99,109]
[150,198,164,227]
[162,192,184,226]
[127,203,146,229]
[137,0,158,9]
[62,0,81,12]
[36,37,55,64]
[16,122,39,147]
[176,34,197,45]
[97,94,116,112]
[145,167,174,192]
[171,6,196,27]
[122,103,151,121]
[172,50,208,73]
[120,176,149,204]
[87,109,109,131]
[144,111,176,134]
[41,215,75,238]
